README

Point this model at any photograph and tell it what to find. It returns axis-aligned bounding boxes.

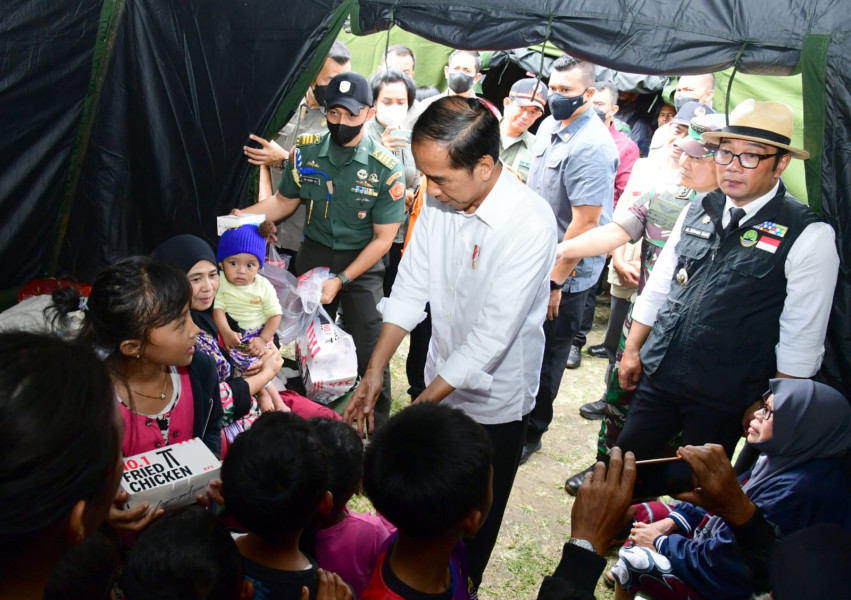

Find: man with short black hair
[617,99,839,460]
[520,55,618,463]
[345,96,557,588]
[382,44,416,80]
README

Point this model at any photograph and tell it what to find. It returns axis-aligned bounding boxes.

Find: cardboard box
[216,213,265,236]
[120,438,221,510]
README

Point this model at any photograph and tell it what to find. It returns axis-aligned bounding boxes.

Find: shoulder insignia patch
[385,171,403,186]
[389,181,405,201]
[297,133,321,146]
[371,149,398,169]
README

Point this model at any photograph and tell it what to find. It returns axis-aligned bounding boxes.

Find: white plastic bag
[295,306,358,404]
[265,265,330,345]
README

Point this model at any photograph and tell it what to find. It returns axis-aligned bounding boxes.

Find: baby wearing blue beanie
[214,224,287,413]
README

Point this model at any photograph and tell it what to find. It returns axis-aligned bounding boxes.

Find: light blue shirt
[528,109,618,292]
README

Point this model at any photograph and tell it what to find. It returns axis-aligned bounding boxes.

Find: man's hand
[675,444,756,526]
[343,368,383,437]
[570,447,637,556]
[615,259,641,289]
[321,277,343,305]
[244,134,288,166]
[618,347,643,390]
[547,288,561,321]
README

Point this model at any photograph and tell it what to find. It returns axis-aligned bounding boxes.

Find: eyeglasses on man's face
[714,148,780,169]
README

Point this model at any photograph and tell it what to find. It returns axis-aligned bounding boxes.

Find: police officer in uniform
[241,72,405,428]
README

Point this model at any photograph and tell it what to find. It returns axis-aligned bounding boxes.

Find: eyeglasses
[714,148,780,169]
[759,389,773,420]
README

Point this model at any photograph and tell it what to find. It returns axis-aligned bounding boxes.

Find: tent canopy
[1,0,849,394]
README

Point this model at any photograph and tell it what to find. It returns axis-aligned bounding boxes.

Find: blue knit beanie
[216,225,266,268]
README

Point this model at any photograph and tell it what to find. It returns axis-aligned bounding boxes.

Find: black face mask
[593,107,608,122]
[548,89,587,121]
[327,121,363,146]
[313,84,328,107]
[674,94,699,112]
[447,72,474,94]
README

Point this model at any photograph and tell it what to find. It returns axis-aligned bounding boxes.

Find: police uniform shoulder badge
[371,148,398,169]
[296,133,321,146]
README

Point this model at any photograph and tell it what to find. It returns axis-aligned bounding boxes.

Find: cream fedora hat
[701,98,810,160]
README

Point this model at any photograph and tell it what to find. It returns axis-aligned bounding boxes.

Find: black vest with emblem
[639,182,820,412]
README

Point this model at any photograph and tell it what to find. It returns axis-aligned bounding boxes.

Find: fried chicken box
[120,438,221,510]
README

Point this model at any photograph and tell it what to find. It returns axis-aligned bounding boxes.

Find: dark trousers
[573,284,598,349]
[527,288,590,443]
[406,304,431,398]
[464,415,529,589]
[615,375,743,460]
[603,296,631,362]
[296,239,392,429]
[382,241,404,297]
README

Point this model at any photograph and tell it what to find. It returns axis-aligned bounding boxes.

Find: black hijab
[151,234,219,337]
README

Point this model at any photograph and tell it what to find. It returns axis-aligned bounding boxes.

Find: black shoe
[588,344,608,359]
[566,345,582,369]
[519,439,543,466]
[565,464,596,496]
[579,399,607,420]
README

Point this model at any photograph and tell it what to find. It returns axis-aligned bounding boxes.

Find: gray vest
[640,183,820,411]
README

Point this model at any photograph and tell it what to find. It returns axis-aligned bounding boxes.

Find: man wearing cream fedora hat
[612,98,839,460]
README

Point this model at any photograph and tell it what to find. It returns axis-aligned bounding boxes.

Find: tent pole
[800,34,830,217]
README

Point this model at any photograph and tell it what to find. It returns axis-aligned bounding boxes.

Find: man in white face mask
[364,68,422,296]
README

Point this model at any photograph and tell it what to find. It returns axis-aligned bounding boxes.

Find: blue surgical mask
[549,89,587,121]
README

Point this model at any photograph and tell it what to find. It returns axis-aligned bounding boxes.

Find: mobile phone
[632,456,697,500]
[395,129,412,143]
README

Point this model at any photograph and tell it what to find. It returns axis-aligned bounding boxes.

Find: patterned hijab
[744,378,851,493]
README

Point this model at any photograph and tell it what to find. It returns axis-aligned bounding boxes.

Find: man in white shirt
[616,99,839,460]
[344,96,557,587]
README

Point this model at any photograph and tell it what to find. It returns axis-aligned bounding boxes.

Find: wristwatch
[336,273,353,291]
[567,537,595,553]
[550,279,563,291]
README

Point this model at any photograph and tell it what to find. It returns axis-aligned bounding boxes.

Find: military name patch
[389,181,405,201]
[684,226,711,239]
[301,175,321,186]
[740,229,758,248]
[752,221,788,238]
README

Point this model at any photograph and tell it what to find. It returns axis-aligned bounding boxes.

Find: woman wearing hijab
[152,235,339,448]
[611,379,851,600]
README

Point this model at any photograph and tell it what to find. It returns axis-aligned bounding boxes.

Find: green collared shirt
[499,125,536,183]
[278,131,405,250]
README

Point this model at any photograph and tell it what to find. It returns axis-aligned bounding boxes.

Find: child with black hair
[361,404,494,600]
[44,528,120,600]
[308,418,394,598]
[214,223,286,413]
[222,412,336,599]
[121,505,251,600]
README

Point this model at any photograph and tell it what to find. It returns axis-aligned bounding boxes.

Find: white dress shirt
[632,181,839,377]
[381,166,557,424]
